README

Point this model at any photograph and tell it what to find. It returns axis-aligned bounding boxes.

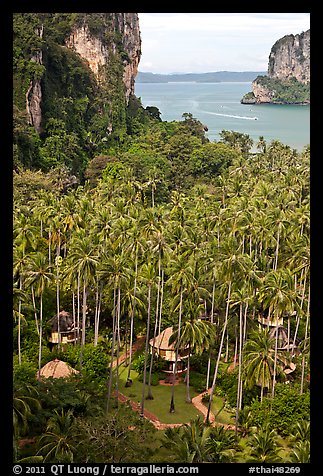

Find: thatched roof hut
[48,311,74,332]
[269,325,300,351]
[36,359,79,380]
[48,311,80,345]
[149,327,189,378]
[149,327,176,353]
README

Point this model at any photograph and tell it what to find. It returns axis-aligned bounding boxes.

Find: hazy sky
[138,13,310,73]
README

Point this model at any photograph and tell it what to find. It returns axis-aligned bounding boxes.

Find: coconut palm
[13,213,38,252]
[206,238,250,423]
[139,261,156,415]
[246,425,282,463]
[243,328,286,401]
[37,409,76,462]
[289,441,310,463]
[167,252,194,413]
[170,312,216,403]
[13,384,41,461]
[161,417,212,463]
[207,425,237,462]
[13,244,31,364]
[26,252,54,380]
[123,220,146,385]
[68,233,99,372]
[259,268,297,397]
[98,249,129,413]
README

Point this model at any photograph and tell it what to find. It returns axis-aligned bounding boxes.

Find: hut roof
[48,311,74,332]
[149,327,176,351]
[269,325,300,350]
[37,359,79,379]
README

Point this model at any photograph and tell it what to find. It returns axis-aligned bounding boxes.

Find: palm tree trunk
[157,269,164,352]
[18,279,22,365]
[31,285,40,335]
[147,257,162,399]
[206,281,216,390]
[126,252,138,384]
[107,287,117,413]
[300,286,310,394]
[140,284,152,417]
[225,328,229,362]
[72,290,76,344]
[169,288,183,413]
[37,295,43,381]
[115,286,121,408]
[292,267,307,355]
[235,302,243,435]
[233,321,238,368]
[273,226,280,271]
[185,343,192,403]
[206,280,232,424]
[79,280,87,373]
[271,312,280,398]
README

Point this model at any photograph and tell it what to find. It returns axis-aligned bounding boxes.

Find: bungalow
[149,326,189,381]
[48,311,80,349]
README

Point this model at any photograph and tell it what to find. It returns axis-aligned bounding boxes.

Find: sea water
[135,81,310,151]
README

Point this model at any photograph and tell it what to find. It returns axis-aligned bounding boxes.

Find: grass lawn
[116,364,234,426]
[210,395,235,425]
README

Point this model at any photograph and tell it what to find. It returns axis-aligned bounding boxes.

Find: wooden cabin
[48,311,80,348]
[149,326,189,380]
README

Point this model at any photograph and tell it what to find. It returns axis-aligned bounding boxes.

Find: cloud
[138,13,310,73]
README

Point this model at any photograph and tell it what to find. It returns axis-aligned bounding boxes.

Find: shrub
[246,383,310,436]
[189,371,206,393]
[13,356,38,384]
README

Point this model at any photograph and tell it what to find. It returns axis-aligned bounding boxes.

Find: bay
[134,81,310,151]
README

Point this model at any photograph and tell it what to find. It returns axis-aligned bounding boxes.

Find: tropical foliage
[13,13,310,464]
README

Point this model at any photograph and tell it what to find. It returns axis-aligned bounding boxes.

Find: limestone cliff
[26,25,44,133]
[268,30,310,84]
[65,13,141,102]
[14,13,141,135]
[241,29,310,105]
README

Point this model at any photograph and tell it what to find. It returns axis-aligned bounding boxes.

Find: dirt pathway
[113,338,237,431]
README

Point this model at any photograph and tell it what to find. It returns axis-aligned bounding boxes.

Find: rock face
[251,81,276,104]
[241,29,310,105]
[19,13,141,134]
[268,29,310,84]
[65,13,141,102]
[26,25,44,133]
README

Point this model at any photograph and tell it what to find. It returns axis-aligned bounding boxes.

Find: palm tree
[68,233,99,372]
[243,328,286,401]
[13,384,41,461]
[26,252,54,380]
[259,269,297,397]
[206,238,249,423]
[98,250,129,413]
[139,262,155,416]
[206,425,237,462]
[37,409,76,462]
[246,425,282,463]
[161,417,211,463]
[13,244,30,364]
[290,441,310,463]
[13,213,38,252]
[170,314,216,403]
[123,221,146,385]
[167,252,194,413]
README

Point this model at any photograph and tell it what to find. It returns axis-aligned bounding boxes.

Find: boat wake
[199,110,258,121]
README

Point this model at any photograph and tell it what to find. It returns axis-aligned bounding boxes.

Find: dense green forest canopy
[13,12,310,465]
[13,133,310,463]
